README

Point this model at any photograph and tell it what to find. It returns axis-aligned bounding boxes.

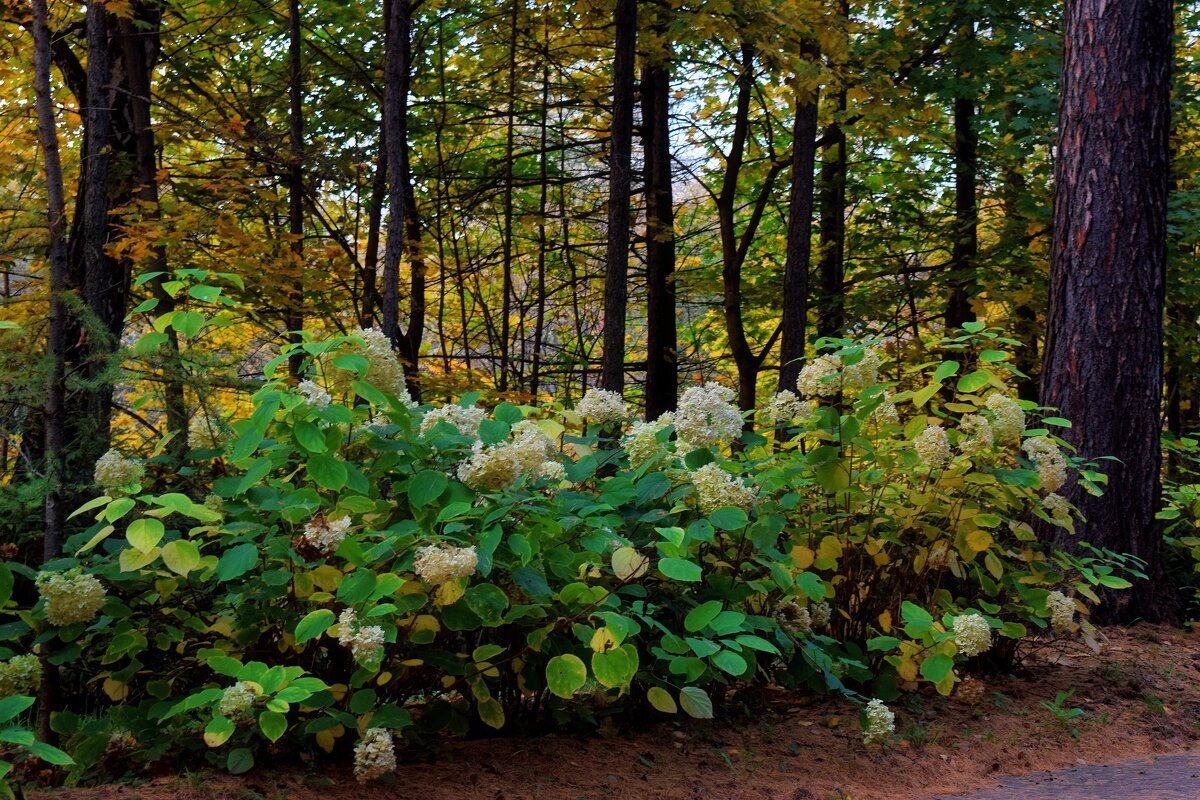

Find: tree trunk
[286,0,305,377]
[816,89,846,341]
[778,70,819,396]
[641,6,677,419]
[945,22,978,332]
[599,0,636,393]
[1040,0,1178,623]
[499,0,520,392]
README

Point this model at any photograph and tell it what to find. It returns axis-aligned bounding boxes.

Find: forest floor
[30,624,1200,800]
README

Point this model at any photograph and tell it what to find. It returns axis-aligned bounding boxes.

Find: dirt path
[933,752,1200,799]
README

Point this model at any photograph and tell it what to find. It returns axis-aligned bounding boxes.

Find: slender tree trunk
[599,0,636,393]
[778,66,819,396]
[31,0,68,743]
[641,5,677,418]
[816,88,846,341]
[945,22,978,332]
[531,35,550,399]
[286,0,305,376]
[361,149,386,327]
[498,0,521,392]
[1040,0,1178,623]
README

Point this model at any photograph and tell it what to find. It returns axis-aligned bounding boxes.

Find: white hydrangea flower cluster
[914,424,951,469]
[867,392,900,426]
[842,348,882,391]
[353,727,396,782]
[952,613,992,657]
[862,698,895,746]
[420,404,486,439]
[296,379,331,408]
[413,543,478,586]
[776,601,811,637]
[623,413,674,469]
[0,654,42,697]
[106,730,137,754]
[674,383,743,449]
[36,569,106,626]
[763,390,809,425]
[690,462,756,514]
[810,601,832,629]
[302,515,351,556]
[958,414,994,457]
[188,414,228,451]
[1046,590,1076,633]
[456,421,561,490]
[218,681,257,718]
[336,608,386,663]
[576,388,627,425]
[796,355,842,397]
[93,449,144,490]
[349,328,418,409]
[986,393,1025,444]
[1022,436,1068,492]
[1042,493,1072,525]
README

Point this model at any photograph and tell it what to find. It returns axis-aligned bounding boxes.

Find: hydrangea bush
[1,326,1141,782]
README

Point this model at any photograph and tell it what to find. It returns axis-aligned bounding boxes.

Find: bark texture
[1040,0,1178,623]
[778,77,819,396]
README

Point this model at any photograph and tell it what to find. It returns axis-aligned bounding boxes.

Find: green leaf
[709,506,748,530]
[711,650,747,676]
[161,540,201,576]
[658,558,702,582]
[867,636,901,652]
[295,609,336,644]
[591,644,637,688]
[796,571,826,602]
[216,543,258,581]
[920,653,954,683]
[913,383,941,409]
[477,697,505,730]
[962,321,986,333]
[409,470,448,508]
[464,584,509,626]
[932,361,960,382]
[978,350,1009,362]
[351,380,389,406]
[956,370,993,393]
[226,747,254,774]
[230,394,280,461]
[258,710,287,743]
[293,420,327,453]
[685,601,723,632]
[1096,575,1132,589]
[24,741,73,766]
[0,697,33,724]
[204,715,234,747]
[545,654,587,698]
[306,454,348,491]
[647,686,677,713]
[679,686,713,719]
[127,518,165,552]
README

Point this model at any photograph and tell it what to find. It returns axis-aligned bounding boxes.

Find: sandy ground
[25,624,1200,800]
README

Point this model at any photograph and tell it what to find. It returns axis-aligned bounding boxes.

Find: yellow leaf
[315,723,344,753]
[878,610,892,633]
[966,530,994,552]
[790,546,815,569]
[590,627,618,653]
[103,677,129,701]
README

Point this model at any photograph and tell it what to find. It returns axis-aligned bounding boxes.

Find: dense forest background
[1,0,1199,590]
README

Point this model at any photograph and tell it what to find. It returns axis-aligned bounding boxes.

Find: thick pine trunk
[599,0,636,393]
[1040,0,1178,623]
[641,12,677,419]
[778,75,819,396]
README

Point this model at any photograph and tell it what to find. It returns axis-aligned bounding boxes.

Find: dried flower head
[776,601,812,637]
[302,514,351,557]
[336,608,386,663]
[1046,590,1076,633]
[862,698,895,746]
[412,543,478,586]
[1023,436,1068,492]
[353,727,396,782]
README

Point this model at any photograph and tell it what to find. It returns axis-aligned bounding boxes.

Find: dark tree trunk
[641,6,676,418]
[1040,0,1179,623]
[945,22,978,332]
[286,0,306,377]
[531,32,551,399]
[778,71,819,396]
[599,0,636,393]
[31,0,68,744]
[361,148,387,327]
[816,89,846,341]
[499,0,520,393]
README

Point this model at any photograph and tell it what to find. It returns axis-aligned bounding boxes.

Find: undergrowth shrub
[0,324,1140,782]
